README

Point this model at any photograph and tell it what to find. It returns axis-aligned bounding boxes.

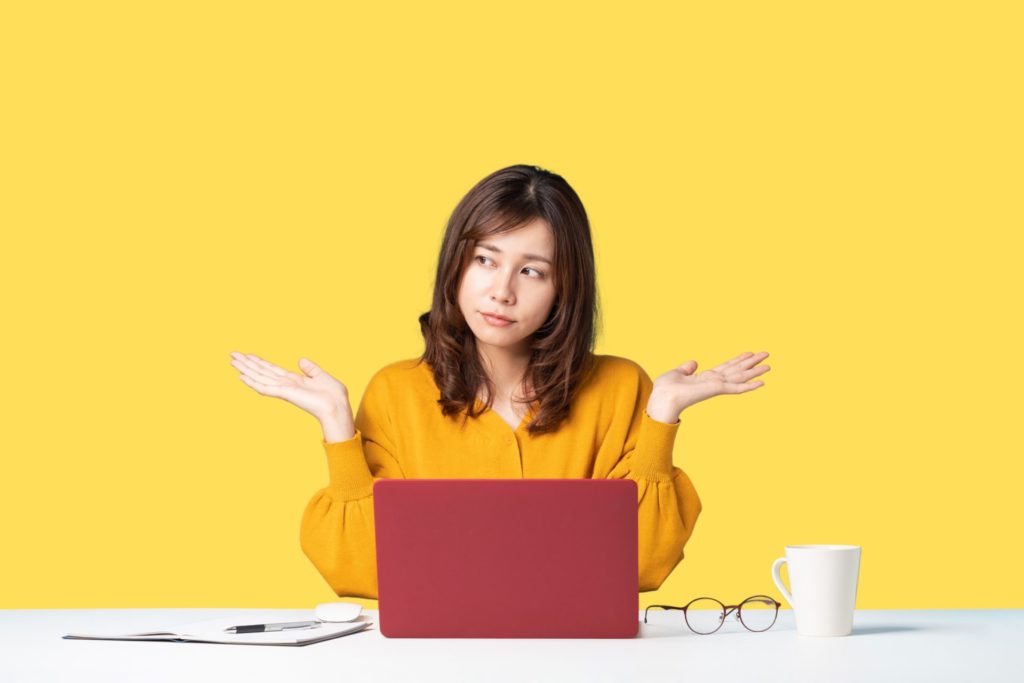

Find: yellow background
[2,1,1021,610]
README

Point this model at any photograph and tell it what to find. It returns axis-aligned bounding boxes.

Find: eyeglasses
[643,595,781,635]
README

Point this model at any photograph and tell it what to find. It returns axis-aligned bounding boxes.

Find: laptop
[373,478,639,638]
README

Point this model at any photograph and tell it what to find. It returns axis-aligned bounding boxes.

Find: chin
[475,327,523,347]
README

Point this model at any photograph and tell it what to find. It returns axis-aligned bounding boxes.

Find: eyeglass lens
[738,595,779,631]
[684,598,727,634]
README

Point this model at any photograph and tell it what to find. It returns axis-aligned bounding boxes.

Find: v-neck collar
[419,360,537,436]
[472,396,537,436]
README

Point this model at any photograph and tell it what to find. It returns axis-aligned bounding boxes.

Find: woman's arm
[603,362,702,591]
[300,370,405,599]
[231,352,397,596]
[607,414,703,591]
[606,352,769,590]
[320,407,356,443]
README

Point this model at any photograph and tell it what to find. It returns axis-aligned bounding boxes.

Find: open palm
[230,352,349,422]
[653,351,770,412]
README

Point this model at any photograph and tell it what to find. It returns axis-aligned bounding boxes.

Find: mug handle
[772,557,795,608]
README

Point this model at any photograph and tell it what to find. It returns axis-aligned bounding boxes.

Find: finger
[713,352,754,372]
[232,358,281,385]
[719,351,769,373]
[246,353,288,377]
[231,353,264,374]
[298,357,323,377]
[231,356,277,382]
[735,352,770,371]
[724,380,764,394]
[239,373,285,398]
[676,360,698,374]
[730,365,770,382]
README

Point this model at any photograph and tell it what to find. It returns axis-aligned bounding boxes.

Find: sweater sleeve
[605,364,702,592]
[299,372,404,599]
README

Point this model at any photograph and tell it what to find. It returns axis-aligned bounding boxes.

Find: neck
[476,340,532,402]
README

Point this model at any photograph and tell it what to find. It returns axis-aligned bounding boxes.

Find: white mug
[771,544,861,636]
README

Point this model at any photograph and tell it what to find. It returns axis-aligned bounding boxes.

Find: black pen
[223,620,321,634]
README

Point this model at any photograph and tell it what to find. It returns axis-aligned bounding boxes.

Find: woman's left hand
[646,352,771,423]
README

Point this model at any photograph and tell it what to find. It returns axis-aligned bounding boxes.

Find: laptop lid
[373,478,639,638]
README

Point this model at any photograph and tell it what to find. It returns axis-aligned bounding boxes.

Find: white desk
[1,608,1020,682]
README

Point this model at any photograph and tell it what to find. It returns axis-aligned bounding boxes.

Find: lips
[482,312,513,322]
[481,312,515,327]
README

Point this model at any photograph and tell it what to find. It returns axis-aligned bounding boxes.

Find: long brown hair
[417,164,600,436]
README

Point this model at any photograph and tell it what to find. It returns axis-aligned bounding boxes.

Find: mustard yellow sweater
[300,354,702,599]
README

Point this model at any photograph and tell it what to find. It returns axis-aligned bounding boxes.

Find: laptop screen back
[373,478,639,638]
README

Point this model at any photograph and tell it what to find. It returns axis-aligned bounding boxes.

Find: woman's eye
[475,255,543,278]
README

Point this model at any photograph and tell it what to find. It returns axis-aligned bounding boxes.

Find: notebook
[373,478,639,638]
[62,612,372,646]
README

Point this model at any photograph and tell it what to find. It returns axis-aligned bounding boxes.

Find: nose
[489,269,515,305]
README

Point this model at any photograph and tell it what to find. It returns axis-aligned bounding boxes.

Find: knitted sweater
[300,354,702,598]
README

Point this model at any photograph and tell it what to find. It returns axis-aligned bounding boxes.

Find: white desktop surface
[1,608,1020,682]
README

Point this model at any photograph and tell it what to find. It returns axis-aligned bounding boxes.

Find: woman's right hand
[230,352,354,428]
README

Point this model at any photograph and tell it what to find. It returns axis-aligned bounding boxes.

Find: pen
[223,620,322,634]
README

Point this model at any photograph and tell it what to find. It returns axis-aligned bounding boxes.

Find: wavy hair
[417,164,601,436]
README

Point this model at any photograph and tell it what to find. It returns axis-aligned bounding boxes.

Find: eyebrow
[476,242,553,265]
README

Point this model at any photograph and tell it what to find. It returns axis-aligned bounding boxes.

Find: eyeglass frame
[643,594,782,634]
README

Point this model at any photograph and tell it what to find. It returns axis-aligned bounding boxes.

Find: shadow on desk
[849,625,938,636]
[640,622,950,639]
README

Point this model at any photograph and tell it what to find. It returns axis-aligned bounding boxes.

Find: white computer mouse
[315,601,363,623]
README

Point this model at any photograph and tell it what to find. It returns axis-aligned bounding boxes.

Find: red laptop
[373,478,639,638]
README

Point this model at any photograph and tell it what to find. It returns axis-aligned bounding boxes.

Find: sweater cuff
[628,410,681,482]
[322,429,375,500]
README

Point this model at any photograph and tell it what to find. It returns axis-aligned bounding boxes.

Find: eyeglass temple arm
[643,597,782,624]
[643,605,684,623]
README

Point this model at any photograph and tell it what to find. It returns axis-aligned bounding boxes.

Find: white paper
[63,612,373,646]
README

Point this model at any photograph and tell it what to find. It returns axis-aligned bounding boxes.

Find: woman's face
[457,218,558,355]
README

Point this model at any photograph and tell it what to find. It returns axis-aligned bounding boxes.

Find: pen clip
[282,622,322,631]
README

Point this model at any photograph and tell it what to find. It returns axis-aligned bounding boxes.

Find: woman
[230,164,770,599]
